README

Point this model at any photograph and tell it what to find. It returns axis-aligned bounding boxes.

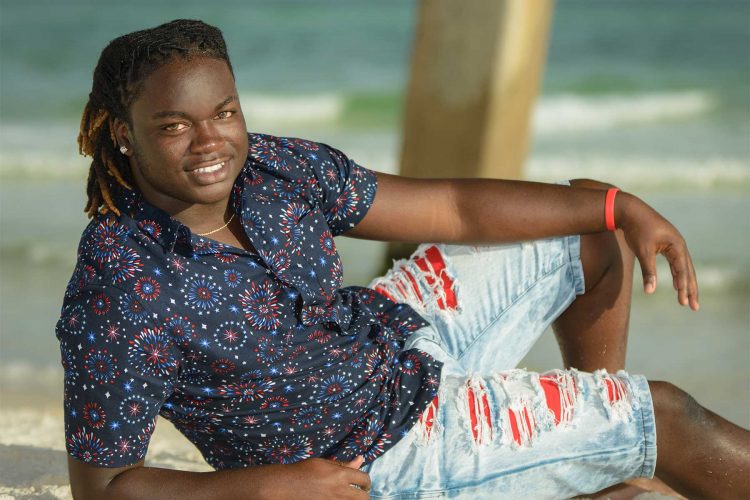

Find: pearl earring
[119,146,128,154]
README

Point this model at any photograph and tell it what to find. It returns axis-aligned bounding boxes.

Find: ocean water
[1,0,748,426]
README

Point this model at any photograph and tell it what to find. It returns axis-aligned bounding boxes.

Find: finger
[665,245,689,307]
[346,469,371,493]
[342,455,370,492]
[677,258,689,307]
[358,470,372,492]
[686,249,700,311]
[636,248,657,294]
[667,251,687,306]
[344,455,364,469]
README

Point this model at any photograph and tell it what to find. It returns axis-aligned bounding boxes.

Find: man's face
[121,56,249,216]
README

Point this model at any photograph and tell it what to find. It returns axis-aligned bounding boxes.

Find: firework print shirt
[56,132,442,469]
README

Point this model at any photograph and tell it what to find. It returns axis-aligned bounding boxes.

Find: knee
[568,178,615,191]
[579,230,623,292]
[649,380,705,425]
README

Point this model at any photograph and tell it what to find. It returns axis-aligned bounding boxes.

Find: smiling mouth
[192,161,226,174]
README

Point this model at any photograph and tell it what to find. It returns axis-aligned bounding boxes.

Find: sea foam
[533,91,715,134]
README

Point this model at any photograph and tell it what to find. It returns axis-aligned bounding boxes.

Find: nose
[190,121,225,155]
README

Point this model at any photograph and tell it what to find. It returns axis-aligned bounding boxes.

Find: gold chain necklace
[196,212,235,237]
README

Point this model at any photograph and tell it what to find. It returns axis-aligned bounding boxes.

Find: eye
[163,122,188,132]
[215,110,235,120]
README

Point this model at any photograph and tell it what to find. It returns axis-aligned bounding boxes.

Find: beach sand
[0,387,212,500]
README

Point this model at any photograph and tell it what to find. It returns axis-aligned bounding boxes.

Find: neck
[134,184,234,235]
[127,158,238,235]
[172,202,234,235]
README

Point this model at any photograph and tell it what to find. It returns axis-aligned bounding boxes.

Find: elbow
[568,178,617,190]
[68,456,144,500]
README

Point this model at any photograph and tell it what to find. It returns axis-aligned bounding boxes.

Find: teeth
[194,162,224,174]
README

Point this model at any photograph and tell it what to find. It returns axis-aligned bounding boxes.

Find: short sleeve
[309,143,378,236]
[56,285,181,467]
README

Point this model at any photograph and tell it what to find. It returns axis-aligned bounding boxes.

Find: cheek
[228,112,249,145]
[133,144,179,180]
[227,121,248,143]
[148,139,187,171]
[236,131,249,152]
[228,129,249,159]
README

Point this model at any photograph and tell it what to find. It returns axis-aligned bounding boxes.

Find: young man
[57,19,749,499]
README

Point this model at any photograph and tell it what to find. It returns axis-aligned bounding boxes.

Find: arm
[347,173,698,310]
[56,283,369,499]
[69,455,370,500]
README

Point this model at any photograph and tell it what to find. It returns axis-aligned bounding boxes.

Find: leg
[553,178,636,373]
[555,181,680,498]
[365,368,662,498]
[650,381,750,499]
[370,238,586,375]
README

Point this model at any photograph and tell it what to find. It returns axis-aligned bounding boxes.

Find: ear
[113,118,133,157]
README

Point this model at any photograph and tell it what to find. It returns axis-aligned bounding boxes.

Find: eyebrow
[150,95,237,120]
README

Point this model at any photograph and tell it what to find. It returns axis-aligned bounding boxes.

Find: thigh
[369,236,585,373]
[362,368,657,499]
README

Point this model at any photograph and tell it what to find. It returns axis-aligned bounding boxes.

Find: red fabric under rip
[467,384,492,442]
[418,395,439,440]
[413,245,457,311]
[400,266,424,302]
[508,406,535,445]
[603,377,625,402]
[507,375,578,444]
[373,285,396,303]
[539,376,563,425]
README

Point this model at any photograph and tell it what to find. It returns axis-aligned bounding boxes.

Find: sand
[0,372,211,500]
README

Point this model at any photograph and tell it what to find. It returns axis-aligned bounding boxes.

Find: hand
[617,193,699,311]
[251,456,370,499]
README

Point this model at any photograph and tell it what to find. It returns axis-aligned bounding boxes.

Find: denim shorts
[363,237,657,499]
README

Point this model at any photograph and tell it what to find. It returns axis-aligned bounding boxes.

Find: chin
[197,188,234,206]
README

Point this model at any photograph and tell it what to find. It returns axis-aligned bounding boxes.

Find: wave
[532,91,716,134]
[0,123,87,178]
[240,92,345,123]
[0,239,78,267]
[527,155,750,190]
[0,90,738,181]
[238,90,719,132]
[655,262,750,294]
[0,361,62,386]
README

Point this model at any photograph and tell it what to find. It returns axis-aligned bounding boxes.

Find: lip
[185,158,232,185]
[186,157,232,172]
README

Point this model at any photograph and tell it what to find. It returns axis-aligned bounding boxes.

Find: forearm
[353,174,636,244]
[99,465,270,500]
[91,458,370,500]
[451,178,631,243]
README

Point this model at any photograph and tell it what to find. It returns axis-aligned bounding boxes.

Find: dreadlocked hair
[78,19,234,217]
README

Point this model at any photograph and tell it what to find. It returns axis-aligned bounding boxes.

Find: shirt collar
[113,186,192,253]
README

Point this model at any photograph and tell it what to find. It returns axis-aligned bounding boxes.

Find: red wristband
[605,187,619,231]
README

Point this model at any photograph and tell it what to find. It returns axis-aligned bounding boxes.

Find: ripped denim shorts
[363,237,657,499]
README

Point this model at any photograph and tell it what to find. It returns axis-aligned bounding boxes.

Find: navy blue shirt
[56,133,442,469]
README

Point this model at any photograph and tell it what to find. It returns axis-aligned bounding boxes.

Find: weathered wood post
[386,0,554,264]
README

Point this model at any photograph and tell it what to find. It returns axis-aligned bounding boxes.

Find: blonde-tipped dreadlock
[78,19,234,218]
[78,107,132,217]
